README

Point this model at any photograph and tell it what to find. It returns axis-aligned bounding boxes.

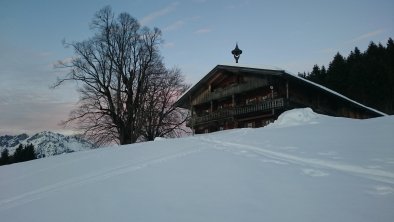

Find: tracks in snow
[0,147,204,211]
[198,136,394,185]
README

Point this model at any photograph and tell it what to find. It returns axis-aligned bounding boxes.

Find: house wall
[189,70,380,134]
[191,75,284,134]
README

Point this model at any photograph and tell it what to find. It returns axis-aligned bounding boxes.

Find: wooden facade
[175,65,386,134]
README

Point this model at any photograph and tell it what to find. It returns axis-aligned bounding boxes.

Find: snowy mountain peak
[0,133,29,147]
[0,131,95,158]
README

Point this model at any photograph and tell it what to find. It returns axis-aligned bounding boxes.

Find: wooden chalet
[175,64,386,134]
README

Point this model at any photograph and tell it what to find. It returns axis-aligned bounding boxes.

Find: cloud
[163,42,175,48]
[320,48,337,54]
[0,101,77,136]
[0,44,80,136]
[192,0,207,3]
[37,51,53,57]
[190,15,202,21]
[163,20,185,32]
[162,16,202,32]
[140,2,179,25]
[194,28,211,34]
[350,29,385,43]
[226,0,250,9]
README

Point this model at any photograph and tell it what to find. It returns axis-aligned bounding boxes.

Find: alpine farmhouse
[175,64,386,134]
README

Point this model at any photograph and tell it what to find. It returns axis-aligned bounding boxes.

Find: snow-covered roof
[176,64,387,116]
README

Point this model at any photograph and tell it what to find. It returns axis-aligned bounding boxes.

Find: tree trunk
[119,126,133,145]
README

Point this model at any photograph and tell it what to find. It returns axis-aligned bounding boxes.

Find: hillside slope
[0,108,393,222]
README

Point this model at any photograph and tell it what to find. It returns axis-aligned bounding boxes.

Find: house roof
[175,64,387,116]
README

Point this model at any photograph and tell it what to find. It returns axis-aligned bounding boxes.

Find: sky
[0,0,393,135]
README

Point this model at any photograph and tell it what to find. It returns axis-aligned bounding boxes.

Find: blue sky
[0,0,393,135]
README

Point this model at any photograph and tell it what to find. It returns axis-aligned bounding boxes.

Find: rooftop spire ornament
[231,43,242,63]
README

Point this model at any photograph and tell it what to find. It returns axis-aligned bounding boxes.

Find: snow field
[0,108,393,222]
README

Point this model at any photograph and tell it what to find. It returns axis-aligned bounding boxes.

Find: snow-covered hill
[0,131,95,157]
[0,108,393,222]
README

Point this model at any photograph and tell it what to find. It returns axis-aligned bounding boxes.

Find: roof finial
[231,42,242,63]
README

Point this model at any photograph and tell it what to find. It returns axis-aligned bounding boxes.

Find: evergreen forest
[299,38,394,114]
[0,144,37,166]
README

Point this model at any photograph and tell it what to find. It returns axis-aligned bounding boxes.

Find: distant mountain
[0,131,95,158]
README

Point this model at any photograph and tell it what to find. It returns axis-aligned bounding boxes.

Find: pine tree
[7,144,37,164]
[13,144,24,163]
[346,47,365,102]
[308,65,321,83]
[386,38,394,111]
[0,149,10,165]
[24,144,37,161]
[304,38,394,114]
[326,52,347,92]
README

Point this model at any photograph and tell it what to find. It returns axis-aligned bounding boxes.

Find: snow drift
[0,108,393,222]
[270,107,321,127]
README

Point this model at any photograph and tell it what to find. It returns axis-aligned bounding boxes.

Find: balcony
[192,98,285,125]
[191,79,268,105]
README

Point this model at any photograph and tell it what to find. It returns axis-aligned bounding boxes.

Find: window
[204,129,209,134]
[247,122,254,128]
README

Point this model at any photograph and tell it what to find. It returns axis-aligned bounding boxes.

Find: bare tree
[142,67,190,141]
[55,6,188,145]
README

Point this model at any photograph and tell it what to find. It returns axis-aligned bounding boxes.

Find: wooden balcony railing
[192,98,285,125]
[191,79,268,105]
